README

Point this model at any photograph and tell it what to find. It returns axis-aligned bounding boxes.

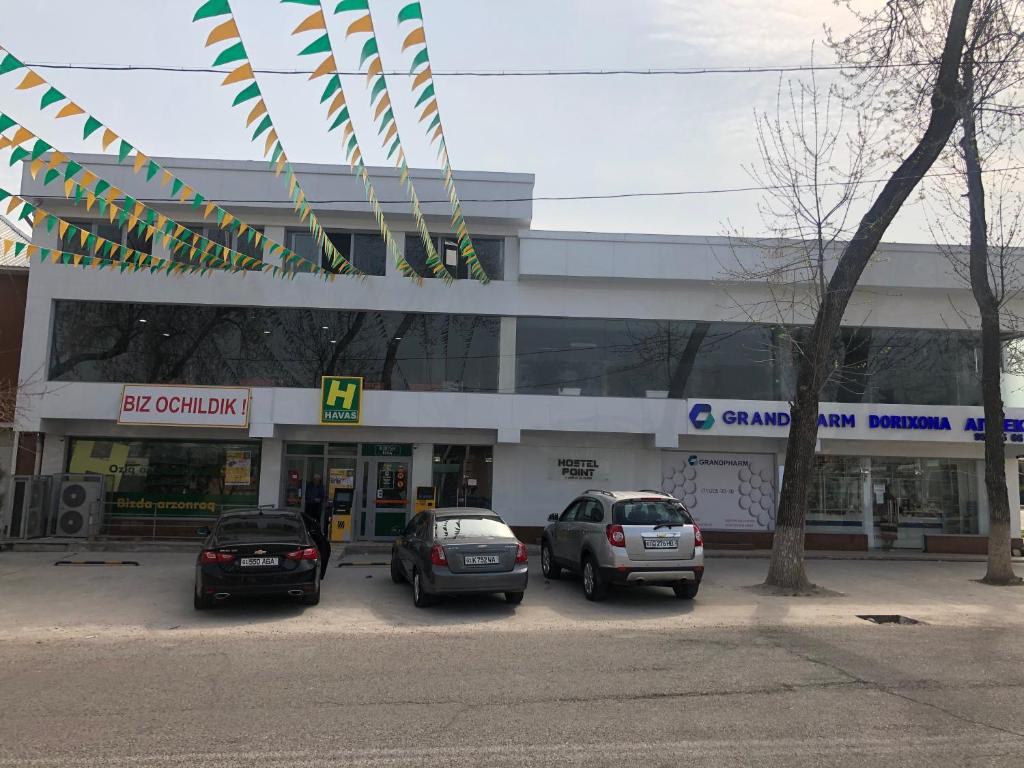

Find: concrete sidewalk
[3,550,1024,643]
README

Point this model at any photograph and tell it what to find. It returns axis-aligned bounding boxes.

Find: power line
[15,59,974,78]
[29,164,1024,206]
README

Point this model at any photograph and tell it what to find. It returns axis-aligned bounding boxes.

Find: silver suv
[540,490,704,601]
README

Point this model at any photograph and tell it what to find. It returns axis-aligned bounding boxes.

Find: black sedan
[390,508,529,607]
[194,508,320,609]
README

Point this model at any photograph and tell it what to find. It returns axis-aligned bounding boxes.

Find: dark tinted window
[612,499,693,526]
[217,515,305,542]
[433,516,511,540]
[579,499,605,523]
[404,234,503,281]
[559,501,581,522]
[49,301,500,392]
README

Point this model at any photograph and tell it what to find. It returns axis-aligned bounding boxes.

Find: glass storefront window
[806,457,864,532]
[49,301,500,393]
[870,457,978,548]
[67,438,261,519]
[432,445,494,509]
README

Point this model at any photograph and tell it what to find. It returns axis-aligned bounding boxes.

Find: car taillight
[200,550,235,564]
[430,544,447,566]
[606,524,626,548]
[515,541,528,563]
[694,524,704,547]
[285,547,319,561]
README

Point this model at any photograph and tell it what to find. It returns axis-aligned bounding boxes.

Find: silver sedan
[390,508,529,607]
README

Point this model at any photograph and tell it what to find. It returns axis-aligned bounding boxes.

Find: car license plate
[464,555,500,565]
[644,539,678,549]
[239,557,278,567]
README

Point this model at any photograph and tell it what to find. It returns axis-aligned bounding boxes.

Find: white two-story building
[13,154,1024,552]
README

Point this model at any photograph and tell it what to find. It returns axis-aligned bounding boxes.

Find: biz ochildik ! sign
[118,385,251,428]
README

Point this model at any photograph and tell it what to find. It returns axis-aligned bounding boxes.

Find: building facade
[14,155,1024,551]
[1,213,29,480]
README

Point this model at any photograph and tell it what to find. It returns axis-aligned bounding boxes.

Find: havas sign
[320,376,363,425]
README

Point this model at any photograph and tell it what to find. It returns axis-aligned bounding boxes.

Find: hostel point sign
[320,376,363,425]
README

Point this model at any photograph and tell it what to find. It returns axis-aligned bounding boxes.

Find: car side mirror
[196,526,211,537]
[547,513,559,522]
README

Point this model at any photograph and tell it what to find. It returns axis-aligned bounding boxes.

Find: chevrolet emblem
[254,549,267,555]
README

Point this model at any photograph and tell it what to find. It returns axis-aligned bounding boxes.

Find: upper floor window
[404,234,504,281]
[287,230,386,276]
[175,223,264,271]
[62,220,147,261]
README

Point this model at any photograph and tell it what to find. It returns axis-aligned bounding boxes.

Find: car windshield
[612,499,693,526]
[217,516,305,543]
[434,517,513,541]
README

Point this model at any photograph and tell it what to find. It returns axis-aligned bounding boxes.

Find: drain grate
[857,614,923,625]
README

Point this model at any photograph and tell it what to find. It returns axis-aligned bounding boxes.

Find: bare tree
[752,0,973,592]
[929,0,1024,583]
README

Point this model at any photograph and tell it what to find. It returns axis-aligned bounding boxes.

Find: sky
[0,0,976,243]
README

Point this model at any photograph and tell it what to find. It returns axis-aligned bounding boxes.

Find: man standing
[303,474,330,578]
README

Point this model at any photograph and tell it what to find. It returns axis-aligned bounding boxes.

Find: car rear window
[612,499,693,526]
[217,516,305,543]
[434,517,512,540]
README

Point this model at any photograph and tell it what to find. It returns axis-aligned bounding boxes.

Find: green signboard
[361,443,413,457]
[320,376,363,425]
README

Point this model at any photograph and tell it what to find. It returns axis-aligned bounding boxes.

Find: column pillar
[258,437,283,507]
[861,457,875,549]
[498,317,516,394]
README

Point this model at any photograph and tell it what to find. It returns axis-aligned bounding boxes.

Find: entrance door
[359,457,411,539]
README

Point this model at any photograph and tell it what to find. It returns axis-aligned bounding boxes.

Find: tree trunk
[764,0,973,590]
[960,51,1019,585]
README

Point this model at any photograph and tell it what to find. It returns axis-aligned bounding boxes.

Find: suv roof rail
[584,489,615,496]
[639,489,672,497]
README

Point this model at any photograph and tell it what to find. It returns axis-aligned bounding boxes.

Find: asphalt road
[2,553,1024,766]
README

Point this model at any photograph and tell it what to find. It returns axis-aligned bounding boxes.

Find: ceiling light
[321,326,329,330]
[394,336,402,341]
[329,340,337,344]
[162,332,171,338]
[138,318,147,324]
[263,330,271,335]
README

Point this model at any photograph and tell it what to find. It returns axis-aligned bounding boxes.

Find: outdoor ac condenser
[53,475,105,538]
[2,476,53,540]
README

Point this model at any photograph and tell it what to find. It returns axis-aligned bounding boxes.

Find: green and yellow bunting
[327,0,453,282]
[193,0,366,276]
[396,1,489,283]
[0,114,332,279]
[0,43,328,279]
[283,0,446,282]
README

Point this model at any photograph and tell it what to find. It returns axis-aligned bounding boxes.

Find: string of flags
[284,0,450,282]
[0,1,489,285]
[397,2,490,282]
[0,111,335,279]
[0,45,334,279]
[194,0,365,276]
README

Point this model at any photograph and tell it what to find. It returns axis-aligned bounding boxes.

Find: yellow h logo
[326,380,357,409]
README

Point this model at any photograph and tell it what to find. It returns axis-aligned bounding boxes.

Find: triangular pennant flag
[56,102,85,119]
[205,17,239,46]
[16,71,45,90]
[222,63,254,86]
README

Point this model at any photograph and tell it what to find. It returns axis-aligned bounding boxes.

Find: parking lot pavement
[2,550,1024,642]
[4,552,1024,767]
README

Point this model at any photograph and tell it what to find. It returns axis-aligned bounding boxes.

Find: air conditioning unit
[53,474,105,538]
[2,475,53,540]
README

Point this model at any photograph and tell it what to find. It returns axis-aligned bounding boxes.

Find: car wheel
[390,553,405,584]
[541,542,561,579]
[193,583,213,610]
[303,576,321,605]
[582,557,608,602]
[673,581,700,600]
[505,591,525,605]
[412,569,434,608]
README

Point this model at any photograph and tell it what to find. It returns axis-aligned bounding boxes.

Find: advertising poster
[224,451,252,486]
[661,451,776,531]
[329,467,355,497]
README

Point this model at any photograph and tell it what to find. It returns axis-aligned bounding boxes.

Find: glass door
[361,457,411,539]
